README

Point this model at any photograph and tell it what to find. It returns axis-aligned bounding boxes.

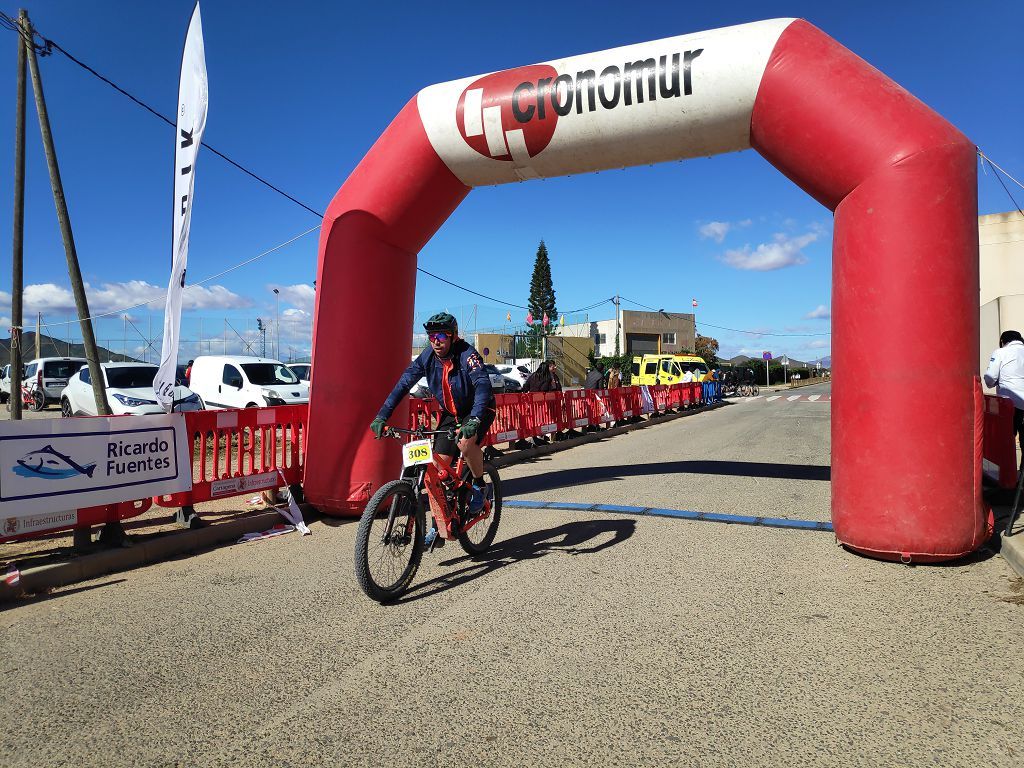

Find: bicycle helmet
[423,312,458,334]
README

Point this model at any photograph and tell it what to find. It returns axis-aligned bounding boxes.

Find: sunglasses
[428,332,451,343]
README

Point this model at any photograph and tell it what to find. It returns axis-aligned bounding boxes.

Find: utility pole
[613,293,621,357]
[9,10,28,420]
[24,12,110,414]
[273,288,280,361]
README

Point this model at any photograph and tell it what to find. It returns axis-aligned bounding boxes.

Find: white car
[188,355,309,409]
[61,362,203,417]
[0,363,10,404]
[496,364,533,388]
[287,363,311,382]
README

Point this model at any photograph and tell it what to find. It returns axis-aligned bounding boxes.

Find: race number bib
[402,439,434,468]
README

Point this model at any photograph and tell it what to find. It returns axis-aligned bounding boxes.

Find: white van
[22,357,88,408]
[188,355,309,409]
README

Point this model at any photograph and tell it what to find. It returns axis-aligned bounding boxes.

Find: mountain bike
[354,424,502,602]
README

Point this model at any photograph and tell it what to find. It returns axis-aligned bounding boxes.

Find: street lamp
[273,288,280,360]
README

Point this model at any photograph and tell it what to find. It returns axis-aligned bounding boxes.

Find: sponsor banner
[3,510,77,537]
[417,19,792,187]
[574,418,589,427]
[495,430,519,443]
[539,423,557,434]
[0,414,192,517]
[155,3,209,411]
[211,470,279,497]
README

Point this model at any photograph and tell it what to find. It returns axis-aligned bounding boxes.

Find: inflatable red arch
[305,19,990,562]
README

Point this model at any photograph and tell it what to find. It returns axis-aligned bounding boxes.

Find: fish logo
[13,445,97,480]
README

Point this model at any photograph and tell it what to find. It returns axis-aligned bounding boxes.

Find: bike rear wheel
[30,390,45,412]
[354,480,425,603]
[457,462,502,557]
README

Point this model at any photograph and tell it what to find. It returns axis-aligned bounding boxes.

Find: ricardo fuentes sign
[0,414,192,530]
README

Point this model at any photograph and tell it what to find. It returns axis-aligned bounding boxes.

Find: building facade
[979,212,1024,376]
[558,309,696,358]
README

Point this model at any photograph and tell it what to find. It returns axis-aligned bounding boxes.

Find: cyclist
[370,312,495,515]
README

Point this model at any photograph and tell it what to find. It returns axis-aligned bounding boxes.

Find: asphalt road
[2,382,1022,767]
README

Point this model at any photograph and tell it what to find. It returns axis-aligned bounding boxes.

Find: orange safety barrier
[156,405,307,508]
[983,394,1018,489]
[650,385,671,412]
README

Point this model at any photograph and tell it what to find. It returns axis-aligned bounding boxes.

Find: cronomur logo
[457,65,559,168]
[13,445,97,480]
[455,50,703,171]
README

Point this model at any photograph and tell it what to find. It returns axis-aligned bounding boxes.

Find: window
[44,360,85,378]
[661,332,676,345]
[222,364,244,388]
[660,359,674,374]
[24,363,37,380]
[595,333,607,345]
[80,367,91,385]
[105,366,157,389]
[644,362,657,376]
[241,363,297,385]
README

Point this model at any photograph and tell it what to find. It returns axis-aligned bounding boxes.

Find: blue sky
[0,0,1020,363]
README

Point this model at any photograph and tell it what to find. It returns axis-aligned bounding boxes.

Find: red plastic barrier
[983,395,1018,489]
[650,385,671,412]
[563,390,590,430]
[156,405,307,508]
[587,390,615,425]
[523,392,563,438]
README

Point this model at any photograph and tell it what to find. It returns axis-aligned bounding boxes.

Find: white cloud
[1,281,252,319]
[269,283,316,313]
[720,231,818,271]
[699,221,731,243]
[805,305,831,320]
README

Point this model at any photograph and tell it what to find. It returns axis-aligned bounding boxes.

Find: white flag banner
[155,3,208,412]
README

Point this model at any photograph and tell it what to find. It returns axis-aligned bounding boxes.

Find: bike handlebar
[383,425,457,440]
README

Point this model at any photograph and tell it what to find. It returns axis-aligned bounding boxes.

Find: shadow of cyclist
[394,517,635,605]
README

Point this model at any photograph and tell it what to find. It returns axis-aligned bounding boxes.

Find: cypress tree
[527,240,558,357]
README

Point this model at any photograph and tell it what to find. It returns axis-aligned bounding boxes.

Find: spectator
[984,330,1024,448]
[184,359,194,386]
[585,361,605,390]
[607,364,621,389]
[523,360,561,392]
[682,368,694,383]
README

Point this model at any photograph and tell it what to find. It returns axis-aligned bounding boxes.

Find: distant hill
[0,332,140,364]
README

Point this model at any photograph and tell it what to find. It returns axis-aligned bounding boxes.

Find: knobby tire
[457,462,502,557]
[354,480,425,603]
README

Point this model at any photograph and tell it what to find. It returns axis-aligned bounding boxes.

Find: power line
[617,296,831,338]
[979,151,1024,218]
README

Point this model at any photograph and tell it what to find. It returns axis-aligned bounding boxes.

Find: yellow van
[631,354,711,385]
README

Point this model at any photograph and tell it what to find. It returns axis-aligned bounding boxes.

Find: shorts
[434,408,495,458]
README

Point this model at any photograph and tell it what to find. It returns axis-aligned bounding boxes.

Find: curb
[0,403,724,604]
[999,532,1024,579]
[0,507,310,605]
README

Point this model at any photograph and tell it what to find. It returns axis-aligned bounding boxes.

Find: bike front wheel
[457,462,502,557]
[355,480,425,603]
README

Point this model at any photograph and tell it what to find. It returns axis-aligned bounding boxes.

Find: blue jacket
[378,339,494,421]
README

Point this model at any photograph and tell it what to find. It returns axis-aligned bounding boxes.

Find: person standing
[585,361,605,390]
[984,330,1024,447]
[607,365,621,389]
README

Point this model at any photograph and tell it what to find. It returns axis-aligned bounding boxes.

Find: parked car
[483,365,507,394]
[287,363,311,382]
[61,362,203,416]
[0,363,11,404]
[188,355,309,409]
[495,363,533,388]
[21,357,87,409]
